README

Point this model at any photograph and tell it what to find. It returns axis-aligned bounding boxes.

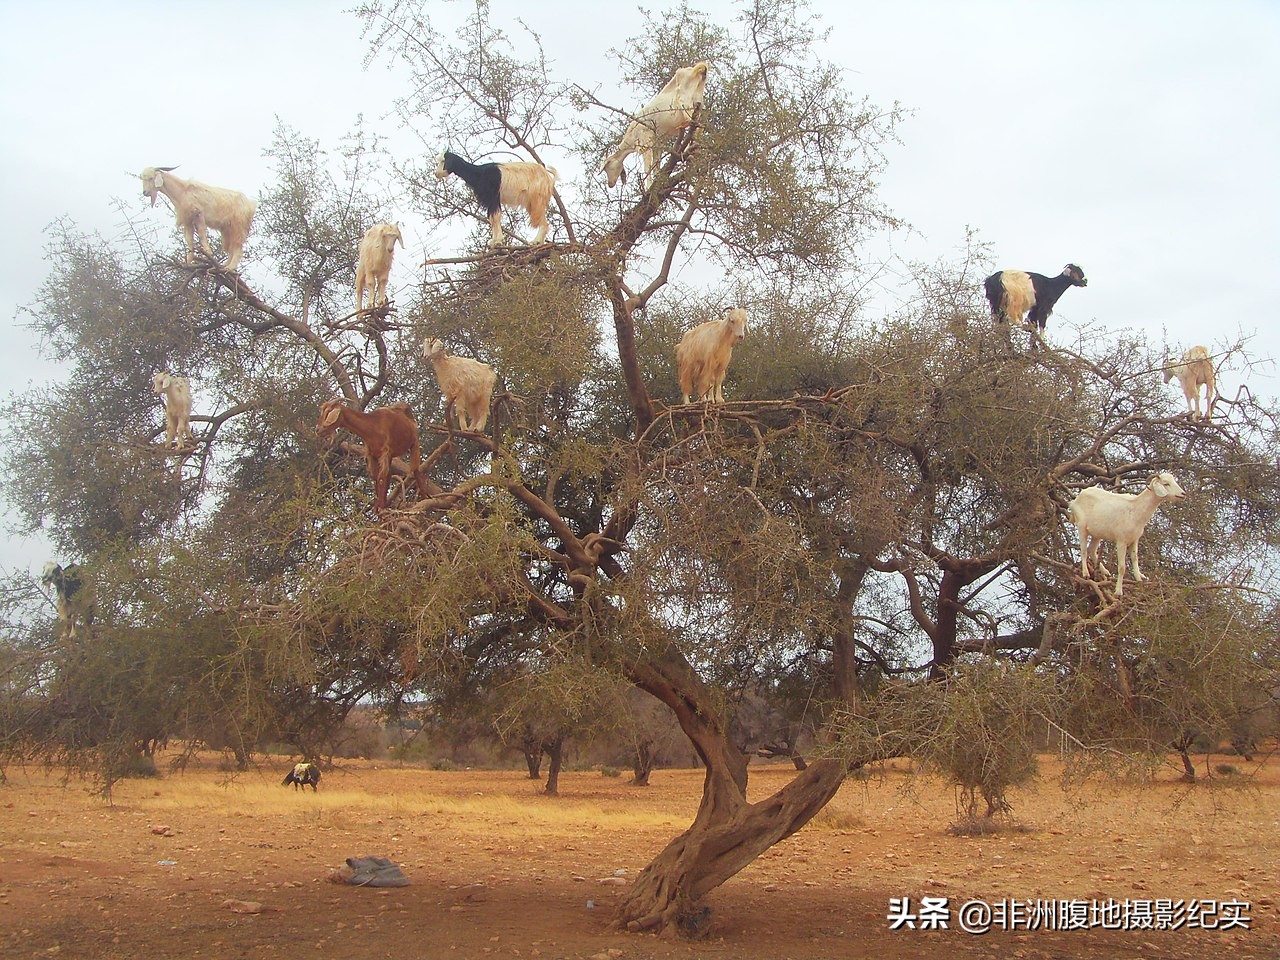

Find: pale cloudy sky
[1,0,1278,574]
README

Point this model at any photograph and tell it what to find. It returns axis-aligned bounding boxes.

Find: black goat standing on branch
[434,151,558,248]
[984,263,1088,347]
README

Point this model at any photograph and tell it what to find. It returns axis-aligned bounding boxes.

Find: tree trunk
[928,558,998,681]
[543,735,565,796]
[618,648,849,935]
[632,739,654,786]
[616,757,847,934]
[1173,734,1196,781]
[521,734,543,779]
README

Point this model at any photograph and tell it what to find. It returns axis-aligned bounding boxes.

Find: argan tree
[3,0,1279,938]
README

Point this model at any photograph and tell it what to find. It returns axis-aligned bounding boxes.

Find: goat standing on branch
[356,222,404,312]
[603,62,710,188]
[984,264,1087,347]
[41,562,94,640]
[422,338,497,433]
[1068,472,1186,596]
[676,306,748,404]
[316,400,428,512]
[151,371,194,450]
[139,166,256,272]
[1163,345,1217,421]
[434,152,558,248]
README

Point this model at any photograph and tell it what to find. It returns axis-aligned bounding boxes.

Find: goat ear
[319,406,341,429]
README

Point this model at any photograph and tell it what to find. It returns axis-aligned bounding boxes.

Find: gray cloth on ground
[345,855,410,887]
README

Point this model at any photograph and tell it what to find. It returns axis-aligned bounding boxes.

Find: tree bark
[522,739,543,779]
[617,647,848,934]
[542,734,565,796]
[632,739,654,786]
[616,757,846,934]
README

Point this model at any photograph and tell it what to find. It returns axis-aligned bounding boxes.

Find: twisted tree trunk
[616,756,846,933]
[617,647,848,934]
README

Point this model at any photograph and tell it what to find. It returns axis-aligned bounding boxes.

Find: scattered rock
[221,899,263,915]
[151,825,175,837]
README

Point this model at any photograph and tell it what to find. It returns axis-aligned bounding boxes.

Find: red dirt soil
[1,751,1276,959]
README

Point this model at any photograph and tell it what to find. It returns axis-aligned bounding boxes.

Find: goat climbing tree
[4,0,1280,938]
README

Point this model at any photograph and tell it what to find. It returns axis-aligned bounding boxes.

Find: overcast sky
[2,0,1278,576]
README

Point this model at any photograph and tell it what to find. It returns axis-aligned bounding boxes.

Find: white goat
[1163,345,1216,421]
[434,153,558,248]
[151,372,194,449]
[139,166,256,271]
[603,62,710,188]
[356,223,404,312]
[422,337,498,432]
[1067,472,1186,596]
[675,306,748,404]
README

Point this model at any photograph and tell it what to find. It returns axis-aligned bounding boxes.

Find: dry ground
[1,751,1276,959]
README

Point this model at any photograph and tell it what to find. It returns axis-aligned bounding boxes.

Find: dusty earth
[1,751,1276,960]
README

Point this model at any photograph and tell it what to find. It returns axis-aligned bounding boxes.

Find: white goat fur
[603,62,710,188]
[675,306,748,404]
[140,167,256,271]
[151,372,193,449]
[356,223,404,311]
[1163,345,1216,421]
[1067,472,1186,596]
[422,338,498,432]
[995,272,1035,327]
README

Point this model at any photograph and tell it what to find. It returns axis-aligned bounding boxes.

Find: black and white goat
[283,761,321,791]
[984,263,1088,345]
[41,562,94,640]
[434,151,558,248]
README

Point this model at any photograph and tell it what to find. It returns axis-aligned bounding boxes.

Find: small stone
[221,899,263,915]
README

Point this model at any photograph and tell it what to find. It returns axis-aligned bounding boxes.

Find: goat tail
[983,272,1006,320]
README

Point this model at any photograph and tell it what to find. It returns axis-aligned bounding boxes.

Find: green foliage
[831,664,1052,819]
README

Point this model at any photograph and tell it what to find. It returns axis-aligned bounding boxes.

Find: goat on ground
[356,222,404,312]
[283,762,321,791]
[151,372,194,450]
[675,306,748,404]
[1163,345,1216,421]
[1067,472,1186,596]
[422,338,498,432]
[603,62,710,188]
[316,399,427,511]
[434,152,558,247]
[139,166,256,272]
[983,264,1087,346]
[41,562,94,640]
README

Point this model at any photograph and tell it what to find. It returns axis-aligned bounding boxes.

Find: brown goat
[316,399,427,511]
